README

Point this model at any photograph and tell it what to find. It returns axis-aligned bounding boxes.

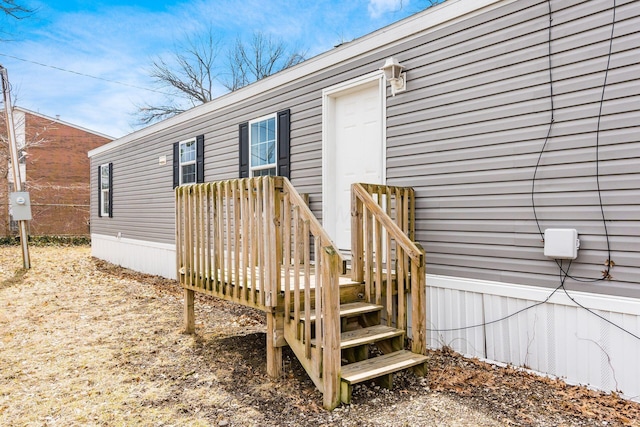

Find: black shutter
[172,142,180,188]
[277,109,290,179]
[196,134,205,183]
[108,162,113,218]
[97,165,102,218]
[239,122,249,178]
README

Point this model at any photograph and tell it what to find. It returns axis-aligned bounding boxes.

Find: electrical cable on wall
[429,0,639,342]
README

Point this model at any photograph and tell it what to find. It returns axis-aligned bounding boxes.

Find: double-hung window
[172,135,204,188]
[179,138,197,185]
[98,163,112,218]
[249,114,277,177]
[239,109,290,179]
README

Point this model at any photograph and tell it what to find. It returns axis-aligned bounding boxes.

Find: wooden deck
[176,176,427,409]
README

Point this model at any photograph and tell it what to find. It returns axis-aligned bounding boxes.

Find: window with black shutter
[239,109,290,179]
[173,134,205,187]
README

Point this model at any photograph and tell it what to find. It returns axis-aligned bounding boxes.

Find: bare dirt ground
[1,246,639,427]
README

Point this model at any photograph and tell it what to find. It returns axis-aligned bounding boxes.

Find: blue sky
[0,0,431,138]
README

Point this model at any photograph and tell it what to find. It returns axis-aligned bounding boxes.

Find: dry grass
[1,246,639,427]
[0,246,265,426]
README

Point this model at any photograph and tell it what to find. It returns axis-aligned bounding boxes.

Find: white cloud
[368,0,406,19]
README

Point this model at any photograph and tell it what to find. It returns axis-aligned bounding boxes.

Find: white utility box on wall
[544,228,580,260]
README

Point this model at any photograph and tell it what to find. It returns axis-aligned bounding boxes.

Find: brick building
[1,107,113,236]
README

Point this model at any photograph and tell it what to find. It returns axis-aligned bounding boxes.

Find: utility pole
[1,64,31,269]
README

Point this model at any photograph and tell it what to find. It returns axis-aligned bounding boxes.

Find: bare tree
[137,29,306,125]
[137,29,221,124]
[222,32,306,91]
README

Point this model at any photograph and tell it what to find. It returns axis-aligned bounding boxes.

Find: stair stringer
[283,319,325,393]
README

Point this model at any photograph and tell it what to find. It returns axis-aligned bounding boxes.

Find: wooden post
[240,179,250,301]
[1,66,30,269]
[195,185,202,290]
[175,186,182,286]
[322,246,341,410]
[225,180,233,297]
[270,177,282,307]
[351,184,364,283]
[283,192,291,323]
[233,180,241,301]
[411,246,427,355]
[313,239,322,378]
[183,288,195,334]
[266,309,283,378]
[185,187,193,288]
[303,220,311,359]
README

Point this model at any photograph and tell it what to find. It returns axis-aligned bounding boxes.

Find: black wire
[531,0,617,284]
[560,283,640,341]
[594,0,616,271]
[427,282,564,332]
[531,0,555,238]
[548,0,616,284]
[0,52,173,96]
[428,260,640,341]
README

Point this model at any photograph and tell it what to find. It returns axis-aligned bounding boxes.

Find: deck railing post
[266,177,284,378]
[322,246,341,410]
[351,184,364,283]
[175,186,182,283]
[273,177,284,303]
[411,246,427,355]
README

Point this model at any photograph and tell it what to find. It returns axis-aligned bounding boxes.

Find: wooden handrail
[352,183,423,263]
[351,182,426,356]
[280,178,345,266]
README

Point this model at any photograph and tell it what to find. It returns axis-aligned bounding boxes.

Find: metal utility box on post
[9,192,32,221]
[1,64,31,268]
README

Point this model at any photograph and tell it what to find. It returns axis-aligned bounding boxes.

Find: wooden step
[341,350,428,384]
[341,325,403,349]
[340,350,429,404]
[310,325,404,349]
[291,302,383,323]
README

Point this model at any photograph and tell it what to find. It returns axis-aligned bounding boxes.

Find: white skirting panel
[427,274,640,402]
[91,234,177,280]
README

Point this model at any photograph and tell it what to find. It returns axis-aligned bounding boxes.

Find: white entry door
[323,74,385,252]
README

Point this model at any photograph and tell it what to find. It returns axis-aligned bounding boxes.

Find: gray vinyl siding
[384,0,640,298]
[91,0,640,298]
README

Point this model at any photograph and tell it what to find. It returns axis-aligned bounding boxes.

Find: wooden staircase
[286,294,428,404]
[176,177,427,410]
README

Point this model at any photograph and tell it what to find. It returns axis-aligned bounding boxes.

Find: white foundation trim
[426,274,640,402]
[91,234,176,279]
[428,274,640,316]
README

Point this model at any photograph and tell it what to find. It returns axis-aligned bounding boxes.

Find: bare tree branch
[1,0,34,19]
[0,0,36,41]
[137,28,306,125]
[136,29,222,125]
[221,31,306,91]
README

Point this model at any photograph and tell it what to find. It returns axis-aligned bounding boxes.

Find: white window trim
[99,163,110,217]
[178,137,197,185]
[248,113,277,177]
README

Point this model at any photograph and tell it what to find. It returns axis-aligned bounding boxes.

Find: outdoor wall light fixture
[380,57,406,96]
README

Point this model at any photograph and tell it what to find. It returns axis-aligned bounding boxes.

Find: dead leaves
[427,348,640,426]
